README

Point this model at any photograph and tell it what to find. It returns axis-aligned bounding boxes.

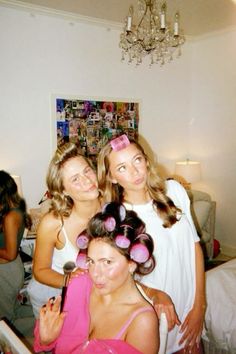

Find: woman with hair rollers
[97,134,206,354]
[34,202,159,354]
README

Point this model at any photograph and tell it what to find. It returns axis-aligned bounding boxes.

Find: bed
[202,258,236,353]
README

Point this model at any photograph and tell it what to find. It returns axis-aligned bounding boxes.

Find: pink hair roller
[130,244,150,263]
[104,216,116,231]
[115,234,131,248]
[110,134,130,152]
[76,234,89,249]
[76,252,88,269]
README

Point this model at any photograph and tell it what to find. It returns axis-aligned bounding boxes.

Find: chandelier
[119,0,185,66]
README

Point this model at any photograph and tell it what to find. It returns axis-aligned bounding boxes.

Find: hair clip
[130,244,150,263]
[76,234,89,249]
[76,251,88,269]
[115,234,131,249]
[120,224,133,230]
[104,216,116,232]
[135,233,150,241]
[110,134,130,152]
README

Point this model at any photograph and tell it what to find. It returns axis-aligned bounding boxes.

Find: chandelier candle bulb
[161,4,166,29]
[174,13,179,36]
[127,16,132,31]
[127,6,133,31]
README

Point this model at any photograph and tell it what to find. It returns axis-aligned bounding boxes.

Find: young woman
[97,134,206,354]
[0,170,34,336]
[34,202,159,354]
[27,143,101,317]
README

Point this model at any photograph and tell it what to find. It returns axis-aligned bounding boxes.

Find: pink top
[34,274,154,354]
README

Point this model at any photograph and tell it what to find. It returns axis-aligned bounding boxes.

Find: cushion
[192,200,211,229]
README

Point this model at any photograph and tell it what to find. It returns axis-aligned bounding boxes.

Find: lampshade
[175,160,201,184]
[11,175,23,197]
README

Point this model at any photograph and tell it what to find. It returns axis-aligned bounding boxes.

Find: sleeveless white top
[27,225,79,318]
[51,226,78,274]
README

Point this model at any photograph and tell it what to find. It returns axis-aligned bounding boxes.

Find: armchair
[187,190,216,260]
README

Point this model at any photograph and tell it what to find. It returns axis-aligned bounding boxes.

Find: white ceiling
[5,0,236,36]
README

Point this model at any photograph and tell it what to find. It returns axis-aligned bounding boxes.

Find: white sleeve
[166,179,199,242]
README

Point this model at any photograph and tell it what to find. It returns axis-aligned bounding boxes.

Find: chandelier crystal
[119,0,185,66]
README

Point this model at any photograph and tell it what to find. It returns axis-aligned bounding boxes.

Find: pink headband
[110,134,130,151]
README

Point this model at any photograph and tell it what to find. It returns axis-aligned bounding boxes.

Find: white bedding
[202,258,236,352]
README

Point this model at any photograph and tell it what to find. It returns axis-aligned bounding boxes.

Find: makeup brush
[60,261,76,312]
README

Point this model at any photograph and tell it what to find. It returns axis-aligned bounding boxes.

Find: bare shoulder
[37,211,62,240]
[135,305,158,328]
[127,305,159,353]
[4,209,22,225]
[129,302,158,334]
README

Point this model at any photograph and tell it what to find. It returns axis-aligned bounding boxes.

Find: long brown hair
[97,138,181,228]
[0,170,31,230]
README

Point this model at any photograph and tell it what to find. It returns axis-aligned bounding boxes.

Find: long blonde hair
[97,138,181,228]
[47,143,96,218]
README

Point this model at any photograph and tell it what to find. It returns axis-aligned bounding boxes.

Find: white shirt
[125,179,199,353]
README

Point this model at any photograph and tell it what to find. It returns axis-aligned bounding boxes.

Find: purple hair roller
[104,216,116,232]
[76,234,89,249]
[76,252,88,269]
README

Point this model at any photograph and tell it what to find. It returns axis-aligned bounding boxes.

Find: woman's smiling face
[87,239,132,295]
[61,156,99,202]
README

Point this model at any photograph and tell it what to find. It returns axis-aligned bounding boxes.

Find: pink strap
[114,307,154,340]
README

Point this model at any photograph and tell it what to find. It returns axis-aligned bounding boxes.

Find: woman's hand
[39,296,66,345]
[152,289,181,331]
[178,302,205,352]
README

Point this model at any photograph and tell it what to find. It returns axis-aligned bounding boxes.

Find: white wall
[190,30,236,253]
[0,5,235,251]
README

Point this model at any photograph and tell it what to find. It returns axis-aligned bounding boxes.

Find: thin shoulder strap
[61,225,69,243]
[114,307,154,340]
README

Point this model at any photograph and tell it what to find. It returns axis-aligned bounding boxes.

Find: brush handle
[60,273,70,312]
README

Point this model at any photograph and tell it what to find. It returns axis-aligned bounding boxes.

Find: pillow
[192,200,211,229]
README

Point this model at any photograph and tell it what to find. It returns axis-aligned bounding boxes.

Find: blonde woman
[97,134,205,354]
[27,143,101,317]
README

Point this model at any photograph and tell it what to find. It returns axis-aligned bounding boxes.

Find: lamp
[119,0,185,66]
[175,159,201,189]
[11,175,23,197]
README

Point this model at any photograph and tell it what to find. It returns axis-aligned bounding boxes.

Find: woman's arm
[136,282,180,331]
[179,241,206,350]
[0,210,21,262]
[33,213,65,288]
